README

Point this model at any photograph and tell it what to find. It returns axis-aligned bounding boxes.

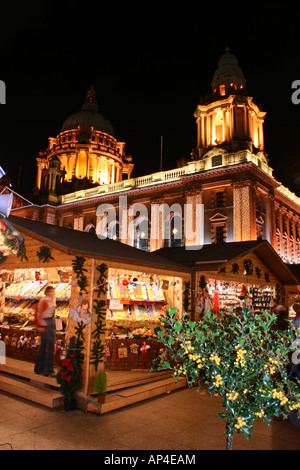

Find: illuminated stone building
[34,86,133,205]
[8,48,300,264]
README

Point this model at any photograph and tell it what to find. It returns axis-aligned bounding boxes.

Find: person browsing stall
[34,285,57,377]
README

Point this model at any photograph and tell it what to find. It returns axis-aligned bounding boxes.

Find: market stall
[105,267,182,370]
[0,266,70,366]
[155,240,298,319]
[0,215,190,397]
[284,264,300,319]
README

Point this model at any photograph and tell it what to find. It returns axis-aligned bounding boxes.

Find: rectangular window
[216,225,225,244]
[215,124,223,142]
[212,155,223,167]
[219,85,226,96]
[215,191,224,208]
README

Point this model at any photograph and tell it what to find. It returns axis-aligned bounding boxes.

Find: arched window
[110,221,120,241]
[170,214,182,247]
[136,218,148,251]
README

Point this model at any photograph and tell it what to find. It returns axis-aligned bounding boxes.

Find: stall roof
[155,240,298,285]
[7,216,190,272]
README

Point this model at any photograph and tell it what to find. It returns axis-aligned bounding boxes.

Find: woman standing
[34,285,56,377]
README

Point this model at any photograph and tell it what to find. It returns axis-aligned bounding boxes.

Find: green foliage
[17,242,28,261]
[155,308,300,445]
[56,335,84,400]
[0,218,28,261]
[231,263,239,274]
[90,263,108,372]
[36,245,54,263]
[183,282,191,312]
[244,259,253,276]
[94,370,107,395]
[255,267,261,279]
[199,275,207,290]
[57,322,85,400]
[72,256,88,294]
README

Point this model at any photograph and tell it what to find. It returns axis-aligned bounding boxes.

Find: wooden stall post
[68,257,95,396]
[87,260,108,393]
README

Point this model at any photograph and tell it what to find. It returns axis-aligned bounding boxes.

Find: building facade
[34,86,134,205]
[8,48,300,264]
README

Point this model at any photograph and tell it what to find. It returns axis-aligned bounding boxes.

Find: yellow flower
[234,346,247,367]
[209,354,221,366]
[212,374,223,387]
[235,416,246,429]
[289,402,300,411]
[226,391,239,401]
[272,389,289,406]
[255,409,265,418]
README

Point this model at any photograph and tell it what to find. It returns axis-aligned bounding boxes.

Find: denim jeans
[34,319,56,375]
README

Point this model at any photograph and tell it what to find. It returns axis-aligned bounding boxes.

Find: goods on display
[105,268,182,370]
[106,268,182,328]
[0,267,71,365]
[206,278,275,314]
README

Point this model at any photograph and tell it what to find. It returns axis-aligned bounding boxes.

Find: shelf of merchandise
[0,280,71,365]
[251,286,274,313]
[106,278,167,325]
[2,281,71,321]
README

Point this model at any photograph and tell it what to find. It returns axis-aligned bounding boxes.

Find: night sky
[1,3,300,198]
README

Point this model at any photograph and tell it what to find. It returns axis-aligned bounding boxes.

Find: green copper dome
[60,86,116,137]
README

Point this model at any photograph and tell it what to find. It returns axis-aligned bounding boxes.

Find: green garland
[183,281,191,313]
[0,220,28,261]
[231,263,239,274]
[90,263,108,372]
[255,267,261,279]
[199,275,207,290]
[36,245,54,263]
[67,256,88,380]
[56,333,84,402]
[244,259,254,276]
[72,256,88,293]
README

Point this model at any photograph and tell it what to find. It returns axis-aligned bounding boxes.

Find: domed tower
[211,46,247,99]
[35,86,134,204]
[194,47,267,160]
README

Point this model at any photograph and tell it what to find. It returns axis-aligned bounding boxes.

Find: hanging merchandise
[203,288,213,312]
[17,335,27,350]
[213,291,220,314]
[207,278,275,314]
[105,267,183,371]
[239,284,247,300]
[130,343,139,355]
[104,345,111,358]
[140,341,150,354]
[118,343,128,358]
[0,265,72,367]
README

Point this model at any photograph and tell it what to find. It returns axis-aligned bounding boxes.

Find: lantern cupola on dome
[211,47,247,99]
[61,85,116,138]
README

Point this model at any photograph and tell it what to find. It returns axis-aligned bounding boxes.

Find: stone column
[263,193,276,247]
[233,183,255,241]
[223,109,229,141]
[185,189,204,248]
[150,199,165,251]
[74,211,84,231]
